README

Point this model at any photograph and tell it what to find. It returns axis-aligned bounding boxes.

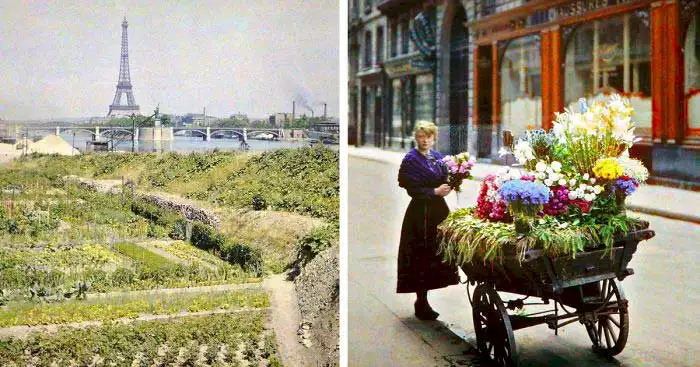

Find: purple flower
[612,176,639,196]
[498,180,551,206]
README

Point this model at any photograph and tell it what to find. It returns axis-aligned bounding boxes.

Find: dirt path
[263,274,314,367]
[0,307,269,340]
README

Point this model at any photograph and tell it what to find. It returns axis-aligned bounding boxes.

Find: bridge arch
[247,130,281,138]
[172,129,208,138]
[210,129,245,139]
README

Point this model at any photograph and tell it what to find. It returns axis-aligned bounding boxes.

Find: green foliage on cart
[438,208,646,264]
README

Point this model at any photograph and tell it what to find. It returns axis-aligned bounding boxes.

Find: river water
[56,132,334,153]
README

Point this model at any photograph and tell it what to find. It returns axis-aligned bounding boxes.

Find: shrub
[295,223,338,266]
[190,221,226,251]
[221,242,263,276]
[252,194,266,211]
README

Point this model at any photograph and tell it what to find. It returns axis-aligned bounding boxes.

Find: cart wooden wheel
[584,278,629,357]
[472,283,517,366]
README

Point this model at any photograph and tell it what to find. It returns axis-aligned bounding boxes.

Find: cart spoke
[603,321,613,349]
[608,315,621,328]
[604,319,618,343]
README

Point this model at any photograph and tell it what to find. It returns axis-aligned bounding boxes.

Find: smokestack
[323,103,327,119]
[292,101,295,125]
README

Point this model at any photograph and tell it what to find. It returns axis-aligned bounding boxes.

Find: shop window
[402,77,415,143]
[390,23,398,58]
[391,79,403,148]
[364,86,376,146]
[415,74,434,123]
[500,34,542,140]
[685,15,700,131]
[564,10,652,130]
[401,19,410,54]
[364,31,372,68]
[376,27,384,64]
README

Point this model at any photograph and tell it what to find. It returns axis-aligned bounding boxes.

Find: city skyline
[0,1,338,121]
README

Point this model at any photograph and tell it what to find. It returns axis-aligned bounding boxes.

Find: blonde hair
[413,121,437,138]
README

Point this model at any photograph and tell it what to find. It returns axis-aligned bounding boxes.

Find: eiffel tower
[108,17,140,117]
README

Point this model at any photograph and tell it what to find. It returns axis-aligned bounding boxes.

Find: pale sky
[0,1,338,120]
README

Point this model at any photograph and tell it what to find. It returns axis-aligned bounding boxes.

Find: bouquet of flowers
[498,179,550,233]
[441,152,475,192]
[439,94,652,260]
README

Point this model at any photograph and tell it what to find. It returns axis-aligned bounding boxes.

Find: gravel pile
[294,244,339,366]
[69,177,221,228]
[138,193,221,228]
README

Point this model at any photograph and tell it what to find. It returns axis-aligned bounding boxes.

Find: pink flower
[451,166,458,174]
[458,165,467,174]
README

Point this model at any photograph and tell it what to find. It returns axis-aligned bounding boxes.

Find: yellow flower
[593,158,623,180]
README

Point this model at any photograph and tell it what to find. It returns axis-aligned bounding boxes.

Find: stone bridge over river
[24,126,285,141]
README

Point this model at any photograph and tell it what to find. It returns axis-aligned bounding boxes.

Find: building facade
[349,0,700,187]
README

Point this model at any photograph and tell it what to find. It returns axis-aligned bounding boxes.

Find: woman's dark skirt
[397,196,459,293]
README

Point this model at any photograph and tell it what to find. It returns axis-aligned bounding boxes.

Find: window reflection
[500,34,542,139]
[415,74,434,123]
[564,10,652,130]
[391,79,402,147]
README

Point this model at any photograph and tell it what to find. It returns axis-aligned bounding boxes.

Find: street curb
[626,205,700,225]
[349,149,700,225]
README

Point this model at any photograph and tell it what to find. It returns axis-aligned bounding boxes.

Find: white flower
[548,172,560,181]
[560,222,569,229]
[615,157,649,183]
[594,185,603,194]
[590,178,596,184]
[568,191,578,200]
[551,161,562,172]
[579,183,588,190]
[537,172,546,180]
[552,121,567,139]
[535,161,547,172]
[569,179,577,187]
[583,173,590,180]
[558,179,567,186]
[544,179,554,186]
[513,140,535,164]
[584,193,595,202]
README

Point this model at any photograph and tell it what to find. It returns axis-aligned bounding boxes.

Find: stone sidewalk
[349,146,700,224]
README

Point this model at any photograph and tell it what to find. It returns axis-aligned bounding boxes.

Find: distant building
[310,120,340,134]
[269,113,292,127]
[230,113,248,120]
[182,113,219,127]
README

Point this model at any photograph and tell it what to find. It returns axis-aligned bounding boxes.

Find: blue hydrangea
[613,177,639,196]
[498,180,551,206]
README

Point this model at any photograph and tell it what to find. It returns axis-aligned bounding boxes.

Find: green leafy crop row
[0,312,274,366]
[0,289,269,327]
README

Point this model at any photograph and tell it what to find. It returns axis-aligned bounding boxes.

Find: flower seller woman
[397,121,459,320]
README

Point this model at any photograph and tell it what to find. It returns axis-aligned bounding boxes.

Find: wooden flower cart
[449,221,655,366]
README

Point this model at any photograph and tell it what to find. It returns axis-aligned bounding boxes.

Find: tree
[160,114,172,126]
